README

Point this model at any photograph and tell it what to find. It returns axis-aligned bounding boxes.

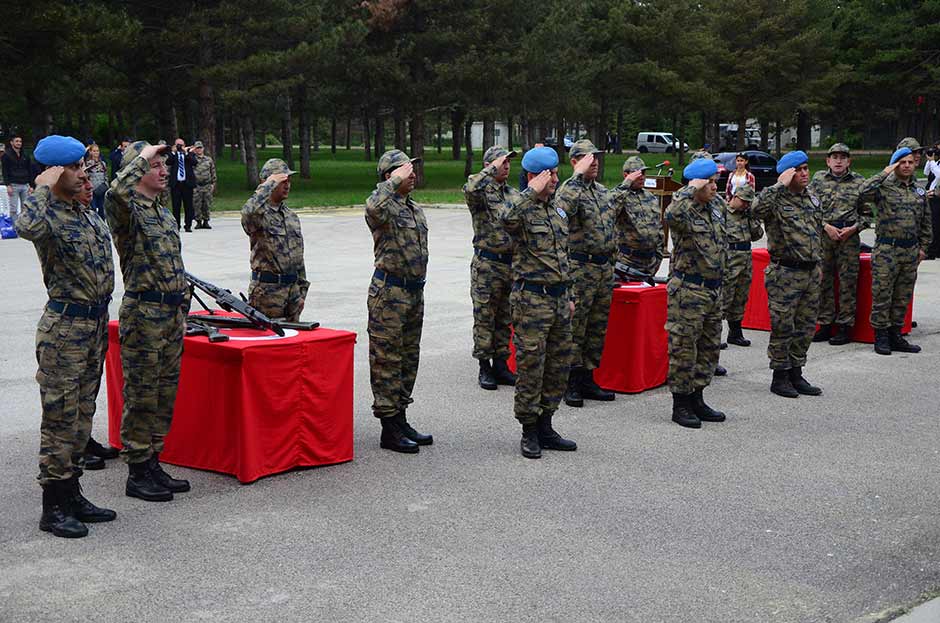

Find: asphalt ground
[1,208,939,623]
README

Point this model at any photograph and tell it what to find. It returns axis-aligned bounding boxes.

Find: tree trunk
[736,113,747,151]
[507,115,514,150]
[362,115,372,161]
[345,118,351,150]
[436,112,442,153]
[482,117,495,150]
[555,116,565,160]
[616,108,624,154]
[78,111,91,143]
[520,116,530,151]
[410,111,426,187]
[451,108,464,160]
[675,113,685,166]
[759,118,769,151]
[774,118,782,158]
[374,114,385,156]
[280,94,294,169]
[242,115,259,188]
[463,116,473,177]
[394,109,405,150]
[169,104,179,142]
[214,107,224,157]
[298,89,311,179]
[259,127,267,149]
[313,117,319,152]
[230,114,238,161]
[188,100,198,144]
[330,117,337,154]
[796,109,810,151]
[596,96,609,178]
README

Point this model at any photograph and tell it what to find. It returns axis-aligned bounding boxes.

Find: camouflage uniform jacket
[753,183,822,263]
[16,185,114,304]
[463,163,519,254]
[554,174,616,256]
[501,189,569,285]
[241,180,306,279]
[365,179,428,280]
[610,183,662,252]
[859,170,932,248]
[194,154,216,186]
[725,199,763,244]
[664,187,726,281]
[106,157,186,294]
[808,170,869,230]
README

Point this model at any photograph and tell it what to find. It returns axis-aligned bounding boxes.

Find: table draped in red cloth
[106,312,356,483]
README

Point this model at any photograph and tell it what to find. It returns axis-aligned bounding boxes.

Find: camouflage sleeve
[13,185,52,241]
[210,159,217,185]
[858,170,889,210]
[464,164,498,202]
[855,180,871,230]
[553,175,587,218]
[106,155,150,238]
[752,183,783,220]
[501,188,534,235]
[919,199,932,250]
[365,178,402,227]
[663,195,692,232]
[748,212,764,241]
[240,179,277,234]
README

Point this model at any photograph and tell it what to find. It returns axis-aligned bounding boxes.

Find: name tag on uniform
[693,218,707,226]
[782,206,795,212]
[556,207,567,219]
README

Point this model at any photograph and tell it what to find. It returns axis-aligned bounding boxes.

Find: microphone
[654,161,669,168]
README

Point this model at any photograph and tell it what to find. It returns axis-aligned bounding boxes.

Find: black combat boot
[770,369,799,398]
[890,327,921,353]
[580,369,615,401]
[397,411,433,446]
[491,358,517,386]
[149,453,191,493]
[812,324,832,342]
[714,364,727,377]
[727,320,750,347]
[690,388,726,422]
[537,412,577,451]
[564,368,584,408]
[203,221,212,230]
[80,452,105,471]
[520,423,541,459]
[789,367,822,396]
[379,416,419,453]
[126,460,173,502]
[39,480,88,538]
[671,393,701,429]
[478,359,497,390]
[828,324,851,346]
[69,475,117,523]
[85,436,120,460]
[873,328,892,355]
[719,341,728,350]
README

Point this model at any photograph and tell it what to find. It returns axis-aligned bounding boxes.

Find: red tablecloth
[741,248,912,342]
[106,313,356,483]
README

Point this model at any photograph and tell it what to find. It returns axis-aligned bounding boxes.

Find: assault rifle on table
[185,271,286,337]
[185,319,229,342]
[186,315,319,332]
[614,261,668,287]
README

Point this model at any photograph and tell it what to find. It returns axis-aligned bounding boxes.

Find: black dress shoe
[828,324,851,345]
[890,327,921,353]
[149,454,190,492]
[726,320,750,346]
[478,359,497,390]
[520,424,541,458]
[812,324,832,342]
[126,461,173,502]
[69,476,117,523]
[82,453,106,470]
[86,436,120,460]
[379,416,419,453]
[671,393,701,429]
[874,328,892,355]
[397,412,432,445]
[203,222,212,229]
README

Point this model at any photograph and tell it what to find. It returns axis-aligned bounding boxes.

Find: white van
[635,132,689,154]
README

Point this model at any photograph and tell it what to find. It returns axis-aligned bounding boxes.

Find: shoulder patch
[916,187,926,197]
[809,194,820,208]
[556,207,567,219]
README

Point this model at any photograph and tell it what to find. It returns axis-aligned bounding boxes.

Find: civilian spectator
[109,138,130,181]
[85,143,109,219]
[2,135,34,220]
[724,152,756,202]
[166,138,198,232]
[924,146,940,259]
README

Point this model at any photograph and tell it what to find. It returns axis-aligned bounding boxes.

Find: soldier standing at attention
[501,146,576,459]
[610,156,663,280]
[192,141,217,230]
[366,150,433,454]
[464,146,520,390]
[555,140,616,407]
[808,143,867,345]
[722,184,763,347]
[859,147,931,355]
[753,151,823,398]
[241,159,308,322]
[664,158,727,429]
[107,141,191,502]
[16,136,117,538]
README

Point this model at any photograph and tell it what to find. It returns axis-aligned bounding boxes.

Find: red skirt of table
[105,315,357,483]
[742,248,912,342]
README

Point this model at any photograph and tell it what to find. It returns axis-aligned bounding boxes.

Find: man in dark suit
[166,138,197,232]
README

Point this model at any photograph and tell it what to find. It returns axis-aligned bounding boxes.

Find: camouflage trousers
[617,251,662,277]
[765,264,820,370]
[193,185,213,222]
[367,277,424,419]
[570,260,614,370]
[818,232,860,325]
[510,288,572,425]
[870,243,918,329]
[248,278,310,322]
[470,254,513,361]
[666,279,721,394]
[119,298,185,464]
[35,310,108,485]
[721,250,752,322]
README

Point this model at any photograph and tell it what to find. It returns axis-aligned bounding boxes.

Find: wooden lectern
[643,175,683,257]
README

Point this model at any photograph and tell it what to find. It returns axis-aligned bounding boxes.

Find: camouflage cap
[733,184,756,202]
[483,146,517,164]
[568,139,602,159]
[827,143,850,156]
[260,158,298,179]
[120,140,153,170]
[377,149,420,178]
[622,156,648,173]
[193,140,205,149]
[897,137,922,152]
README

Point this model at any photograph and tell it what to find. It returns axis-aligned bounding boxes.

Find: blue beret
[34,135,86,166]
[521,147,559,173]
[682,158,718,181]
[890,147,912,165]
[775,150,808,174]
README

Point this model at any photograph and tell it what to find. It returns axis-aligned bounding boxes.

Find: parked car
[635,132,689,154]
[713,150,778,192]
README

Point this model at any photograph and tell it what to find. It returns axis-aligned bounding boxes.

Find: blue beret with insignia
[889,147,912,165]
[775,150,808,174]
[521,146,559,173]
[682,158,718,181]
[33,135,87,166]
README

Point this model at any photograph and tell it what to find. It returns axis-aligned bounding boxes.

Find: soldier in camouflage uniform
[808,143,868,345]
[366,150,433,453]
[16,135,117,538]
[241,158,309,322]
[664,158,728,429]
[859,147,931,355]
[722,184,763,347]
[107,141,192,502]
[752,151,824,398]
[555,140,616,407]
[192,141,216,229]
[610,156,663,280]
[501,146,576,458]
[463,146,520,390]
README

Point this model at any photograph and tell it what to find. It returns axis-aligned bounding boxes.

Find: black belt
[728,241,752,251]
[618,245,656,258]
[373,269,425,291]
[124,290,186,306]
[876,237,917,248]
[252,270,299,285]
[672,270,721,290]
[514,280,568,297]
[827,220,856,228]
[570,251,611,265]
[774,258,818,270]
[47,299,110,319]
[474,248,512,265]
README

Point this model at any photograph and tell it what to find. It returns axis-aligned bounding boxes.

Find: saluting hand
[624,170,644,185]
[34,166,64,189]
[140,144,169,161]
[489,155,507,171]
[392,162,414,187]
[883,162,901,176]
[688,178,709,191]
[777,167,796,187]
[265,173,290,186]
[573,153,594,176]
[528,170,552,194]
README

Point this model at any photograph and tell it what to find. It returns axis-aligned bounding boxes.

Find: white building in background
[470,121,510,149]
